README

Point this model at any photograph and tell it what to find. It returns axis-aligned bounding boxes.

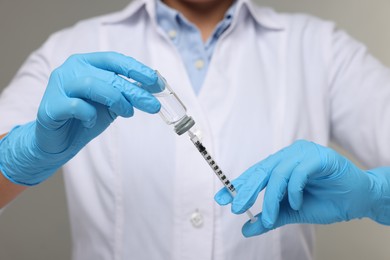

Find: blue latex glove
[214,140,390,237]
[0,52,161,186]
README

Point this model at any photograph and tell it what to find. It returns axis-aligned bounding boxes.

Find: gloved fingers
[120,80,161,114]
[242,212,270,237]
[41,96,98,128]
[242,204,303,237]
[214,161,270,207]
[287,158,320,210]
[79,52,159,88]
[80,69,160,114]
[64,76,134,118]
[243,195,314,237]
[261,156,299,229]
[217,150,281,212]
[257,149,284,170]
[101,72,160,113]
[214,187,233,205]
[214,178,248,206]
[231,166,269,214]
[137,74,166,94]
[242,195,345,237]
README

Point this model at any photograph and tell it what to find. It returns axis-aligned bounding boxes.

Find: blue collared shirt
[156,0,236,94]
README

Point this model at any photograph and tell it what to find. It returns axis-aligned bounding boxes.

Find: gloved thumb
[242,205,306,237]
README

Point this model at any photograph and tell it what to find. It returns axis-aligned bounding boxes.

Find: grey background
[0,0,390,259]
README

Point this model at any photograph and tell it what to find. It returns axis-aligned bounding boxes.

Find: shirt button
[168,30,177,39]
[190,209,204,228]
[194,59,205,70]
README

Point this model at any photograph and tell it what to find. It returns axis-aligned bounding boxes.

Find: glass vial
[153,71,195,135]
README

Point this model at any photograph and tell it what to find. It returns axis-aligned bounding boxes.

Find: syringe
[143,71,257,223]
[187,129,257,223]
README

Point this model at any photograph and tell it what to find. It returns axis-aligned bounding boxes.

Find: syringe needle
[188,130,257,223]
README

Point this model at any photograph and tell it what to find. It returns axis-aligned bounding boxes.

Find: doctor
[1,0,390,260]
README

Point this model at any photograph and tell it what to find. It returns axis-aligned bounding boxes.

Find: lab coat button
[190,210,204,228]
[168,30,177,39]
[194,59,204,70]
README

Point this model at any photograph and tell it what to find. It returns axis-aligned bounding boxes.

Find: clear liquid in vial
[154,89,187,125]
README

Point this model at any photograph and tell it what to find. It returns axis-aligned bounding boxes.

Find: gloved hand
[0,52,162,186]
[214,140,390,237]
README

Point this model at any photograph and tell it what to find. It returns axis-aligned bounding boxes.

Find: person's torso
[51,1,335,259]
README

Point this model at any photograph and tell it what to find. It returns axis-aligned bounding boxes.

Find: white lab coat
[1,0,390,259]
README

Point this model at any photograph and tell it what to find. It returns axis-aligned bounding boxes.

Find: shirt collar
[240,0,285,30]
[155,0,180,33]
[155,0,237,36]
[102,0,285,31]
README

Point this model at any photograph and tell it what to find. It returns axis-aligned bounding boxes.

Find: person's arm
[214,140,390,237]
[215,20,390,237]
[0,133,27,209]
[0,52,162,202]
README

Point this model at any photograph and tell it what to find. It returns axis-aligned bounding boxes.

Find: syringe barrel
[188,130,258,224]
[151,72,195,135]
